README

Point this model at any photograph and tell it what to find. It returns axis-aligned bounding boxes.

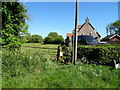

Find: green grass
[21,43,58,57]
[22,43,59,48]
[2,43,120,88]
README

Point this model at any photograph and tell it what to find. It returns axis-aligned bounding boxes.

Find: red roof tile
[78,25,83,28]
[72,25,83,33]
[66,33,73,37]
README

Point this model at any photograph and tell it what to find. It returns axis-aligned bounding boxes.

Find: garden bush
[77,45,120,66]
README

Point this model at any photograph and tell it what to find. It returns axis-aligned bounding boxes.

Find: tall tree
[2,2,29,47]
[112,20,120,35]
[106,20,120,35]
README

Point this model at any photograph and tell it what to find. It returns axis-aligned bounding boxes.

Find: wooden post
[72,35,74,64]
[57,46,60,61]
[72,0,79,65]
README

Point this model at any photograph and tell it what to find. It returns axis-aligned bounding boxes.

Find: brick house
[101,34,120,44]
[65,17,101,46]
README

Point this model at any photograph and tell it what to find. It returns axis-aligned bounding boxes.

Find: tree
[106,23,115,35]
[43,36,54,44]
[43,32,64,44]
[112,20,120,35]
[21,33,31,43]
[30,34,43,43]
[106,20,120,35]
[54,35,64,44]
[48,32,58,37]
[2,2,29,48]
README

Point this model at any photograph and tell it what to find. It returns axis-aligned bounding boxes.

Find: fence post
[57,46,60,61]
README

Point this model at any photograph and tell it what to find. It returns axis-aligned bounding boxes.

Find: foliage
[2,2,28,48]
[2,49,51,78]
[2,48,119,88]
[43,36,54,44]
[77,45,120,66]
[21,32,31,43]
[21,34,43,43]
[30,34,43,43]
[112,20,120,35]
[61,44,72,63]
[54,35,64,44]
[43,32,64,44]
[106,20,120,35]
[48,32,58,37]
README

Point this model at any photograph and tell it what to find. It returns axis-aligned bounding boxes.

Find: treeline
[23,32,64,44]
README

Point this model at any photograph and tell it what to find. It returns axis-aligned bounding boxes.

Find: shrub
[77,45,120,66]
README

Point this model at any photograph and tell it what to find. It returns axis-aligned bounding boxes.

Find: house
[65,33,73,46]
[65,17,101,46]
[101,34,120,44]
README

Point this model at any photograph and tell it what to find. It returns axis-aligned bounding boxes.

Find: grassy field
[2,43,120,88]
[21,43,59,57]
[22,43,59,48]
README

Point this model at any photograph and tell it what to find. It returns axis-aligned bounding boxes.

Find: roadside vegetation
[1,1,120,89]
[2,43,120,88]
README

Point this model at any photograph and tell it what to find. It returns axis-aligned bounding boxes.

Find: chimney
[86,17,89,23]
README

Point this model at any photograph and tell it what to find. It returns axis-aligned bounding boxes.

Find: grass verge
[2,48,119,88]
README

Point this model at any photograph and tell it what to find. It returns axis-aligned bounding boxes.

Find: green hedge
[77,45,120,66]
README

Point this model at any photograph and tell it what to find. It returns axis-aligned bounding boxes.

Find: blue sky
[24,2,118,39]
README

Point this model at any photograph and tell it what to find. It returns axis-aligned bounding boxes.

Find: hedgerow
[77,45,120,66]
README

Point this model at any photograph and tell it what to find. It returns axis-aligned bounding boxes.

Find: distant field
[21,43,59,57]
[22,43,58,48]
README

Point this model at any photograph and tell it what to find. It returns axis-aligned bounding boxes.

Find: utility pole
[118,1,120,20]
[72,0,79,65]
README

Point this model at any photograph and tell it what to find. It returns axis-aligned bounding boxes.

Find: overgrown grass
[2,47,119,88]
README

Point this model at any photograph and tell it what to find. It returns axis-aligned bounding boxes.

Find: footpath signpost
[72,0,79,65]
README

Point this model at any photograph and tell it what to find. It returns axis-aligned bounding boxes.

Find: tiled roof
[101,34,120,41]
[66,33,73,37]
[72,25,83,33]
[78,25,83,28]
